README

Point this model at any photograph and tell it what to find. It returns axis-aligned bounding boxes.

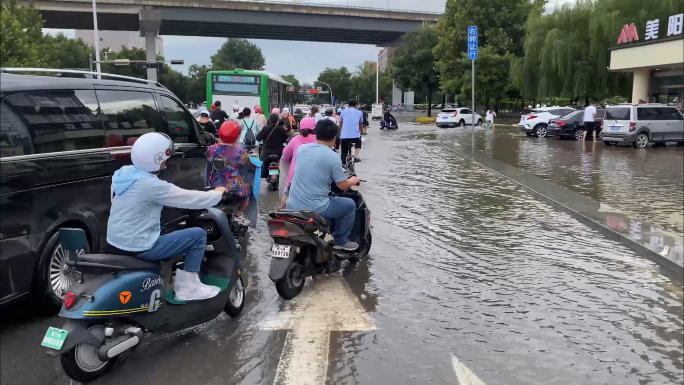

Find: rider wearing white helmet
[107,132,226,301]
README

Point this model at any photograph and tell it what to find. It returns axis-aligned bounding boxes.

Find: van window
[657,107,683,120]
[605,108,631,120]
[637,107,662,121]
[97,90,162,146]
[159,95,197,144]
[0,90,105,157]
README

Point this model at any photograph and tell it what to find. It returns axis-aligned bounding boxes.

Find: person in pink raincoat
[279,117,318,209]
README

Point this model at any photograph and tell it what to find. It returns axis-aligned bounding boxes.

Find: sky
[43,0,574,84]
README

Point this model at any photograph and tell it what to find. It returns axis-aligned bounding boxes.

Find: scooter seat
[268,154,280,161]
[78,254,161,270]
[273,209,332,227]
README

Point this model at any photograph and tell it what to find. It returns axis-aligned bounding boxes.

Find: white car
[436,107,482,128]
[519,106,575,137]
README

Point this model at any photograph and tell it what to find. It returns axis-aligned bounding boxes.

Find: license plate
[269,169,279,176]
[440,117,448,120]
[549,123,555,126]
[41,327,68,350]
[271,244,291,259]
[610,126,620,131]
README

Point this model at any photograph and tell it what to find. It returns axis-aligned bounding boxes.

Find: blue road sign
[467,26,478,59]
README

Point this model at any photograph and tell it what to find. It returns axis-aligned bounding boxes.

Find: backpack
[243,119,257,146]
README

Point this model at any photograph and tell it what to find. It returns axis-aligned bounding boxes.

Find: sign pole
[471,58,475,157]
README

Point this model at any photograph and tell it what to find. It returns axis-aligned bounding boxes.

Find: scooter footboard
[46,319,103,357]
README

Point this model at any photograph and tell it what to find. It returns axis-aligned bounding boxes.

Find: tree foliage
[1,1,44,67]
[211,38,265,71]
[512,0,682,103]
[281,74,306,104]
[316,67,353,103]
[349,62,391,105]
[434,0,544,96]
[457,46,511,109]
[393,23,440,116]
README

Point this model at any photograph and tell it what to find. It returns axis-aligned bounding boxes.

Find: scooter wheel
[60,325,113,383]
[275,262,305,300]
[224,275,245,317]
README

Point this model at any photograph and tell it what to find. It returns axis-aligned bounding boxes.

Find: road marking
[261,277,374,385]
[451,355,487,385]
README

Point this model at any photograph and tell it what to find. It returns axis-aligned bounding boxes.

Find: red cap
[219,121,241,144]
[254,105,262,114]
[211,104,215,110]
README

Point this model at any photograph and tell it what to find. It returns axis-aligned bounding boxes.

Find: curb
[444,144,683,280]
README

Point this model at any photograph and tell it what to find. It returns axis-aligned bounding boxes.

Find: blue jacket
[107,166,222,252]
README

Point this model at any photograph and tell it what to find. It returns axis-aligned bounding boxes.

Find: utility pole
[91,0,101,78]
[468,26,478,157]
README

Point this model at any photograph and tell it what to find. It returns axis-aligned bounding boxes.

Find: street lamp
[316,80,333,105]
[91,0,101,78]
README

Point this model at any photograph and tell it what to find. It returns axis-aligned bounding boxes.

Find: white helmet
[282,107,290,114]
[131,132,174,172]
[233,104,240,111]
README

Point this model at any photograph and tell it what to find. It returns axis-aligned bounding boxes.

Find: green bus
[206,69,292,118]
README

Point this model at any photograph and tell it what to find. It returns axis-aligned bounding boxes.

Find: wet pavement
[1,122,683,385]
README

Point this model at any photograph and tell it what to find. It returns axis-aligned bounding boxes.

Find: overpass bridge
[31,0,440,45]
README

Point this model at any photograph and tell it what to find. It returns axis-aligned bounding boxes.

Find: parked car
[600,104,684,148]
[293,105,311,116]
[519,106,576,137]
[0,69,214,310]
[548,109,606,140]
[436,107,482,128]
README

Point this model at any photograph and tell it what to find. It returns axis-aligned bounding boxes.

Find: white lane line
[451,355,487,385]
[261,277,374,385]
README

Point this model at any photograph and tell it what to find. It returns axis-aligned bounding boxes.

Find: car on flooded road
[0,69,213,312]
[600,104,684,148]
[436,107,482,128]
[519,106,575,138]
[548,109,606,140]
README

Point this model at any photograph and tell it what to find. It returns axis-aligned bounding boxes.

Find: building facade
[609,13,684,108]
[75,30,164,57]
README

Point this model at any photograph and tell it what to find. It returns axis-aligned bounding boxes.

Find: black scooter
[380,116,398,130]
[267,179,372,299]
[267,154,280,191]
[42,194,246,383]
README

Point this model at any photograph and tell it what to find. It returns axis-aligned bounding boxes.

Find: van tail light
[453,111,458,117]
[528,115,538,120]
[629,122,636,131]
[64,292,76,309]
[556,121,565,126]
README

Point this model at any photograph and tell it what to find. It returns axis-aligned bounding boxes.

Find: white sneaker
[174,270,220,301]
[235,214,251,226]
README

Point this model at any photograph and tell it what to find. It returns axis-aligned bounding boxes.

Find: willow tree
[512,0,683,103]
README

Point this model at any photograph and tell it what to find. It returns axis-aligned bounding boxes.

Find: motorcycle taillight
[64,292,76,309]
[268,220,290,237]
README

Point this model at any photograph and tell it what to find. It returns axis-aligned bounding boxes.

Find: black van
[0,70,213,310]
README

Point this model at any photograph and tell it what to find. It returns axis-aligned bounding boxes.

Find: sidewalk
[445,144,684,277]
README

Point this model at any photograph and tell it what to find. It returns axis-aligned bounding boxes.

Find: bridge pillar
[139,9,162,82]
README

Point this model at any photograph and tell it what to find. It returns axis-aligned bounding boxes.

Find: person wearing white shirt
[582,102,598,141]
[485,109,497,129]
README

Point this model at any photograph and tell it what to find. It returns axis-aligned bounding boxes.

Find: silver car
[600,104,684,148]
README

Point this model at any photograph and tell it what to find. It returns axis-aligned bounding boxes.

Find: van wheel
[633,133,649,148]
[477,119,482,127]
[459,120,465,128]
[35,232,89,312]
[275,262,305,300]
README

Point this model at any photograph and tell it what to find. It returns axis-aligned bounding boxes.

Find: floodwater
[1,123,682,385]
[446,126,684,235]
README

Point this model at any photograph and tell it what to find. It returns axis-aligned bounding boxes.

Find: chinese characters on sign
[619,13,683,44]
[467,26,478,60]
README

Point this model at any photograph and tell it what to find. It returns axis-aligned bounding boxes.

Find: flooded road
[445,126,684,235]
[1,123,682,385]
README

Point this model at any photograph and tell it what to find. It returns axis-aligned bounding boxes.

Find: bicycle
[344,142,356,174]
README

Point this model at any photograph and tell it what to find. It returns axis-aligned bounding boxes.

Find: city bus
[206,69,292,118]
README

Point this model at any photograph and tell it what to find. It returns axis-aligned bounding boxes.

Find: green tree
[393,23,440,116]
[458,46,511,110]
[316,67,353,104]
[351,62,378,105]
[1,1,44,67]
[434,0,544,96]
[211,38,265,71]
[513,0,682,103]
[42,33,92,70]
[187,64,211,104]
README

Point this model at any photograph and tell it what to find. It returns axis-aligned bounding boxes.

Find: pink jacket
[282,134,317,187]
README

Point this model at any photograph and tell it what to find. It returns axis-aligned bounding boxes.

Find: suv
[0,69,213,310]
[436,107,482,128]
[601,104,684,148]
[519,106,575,137]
